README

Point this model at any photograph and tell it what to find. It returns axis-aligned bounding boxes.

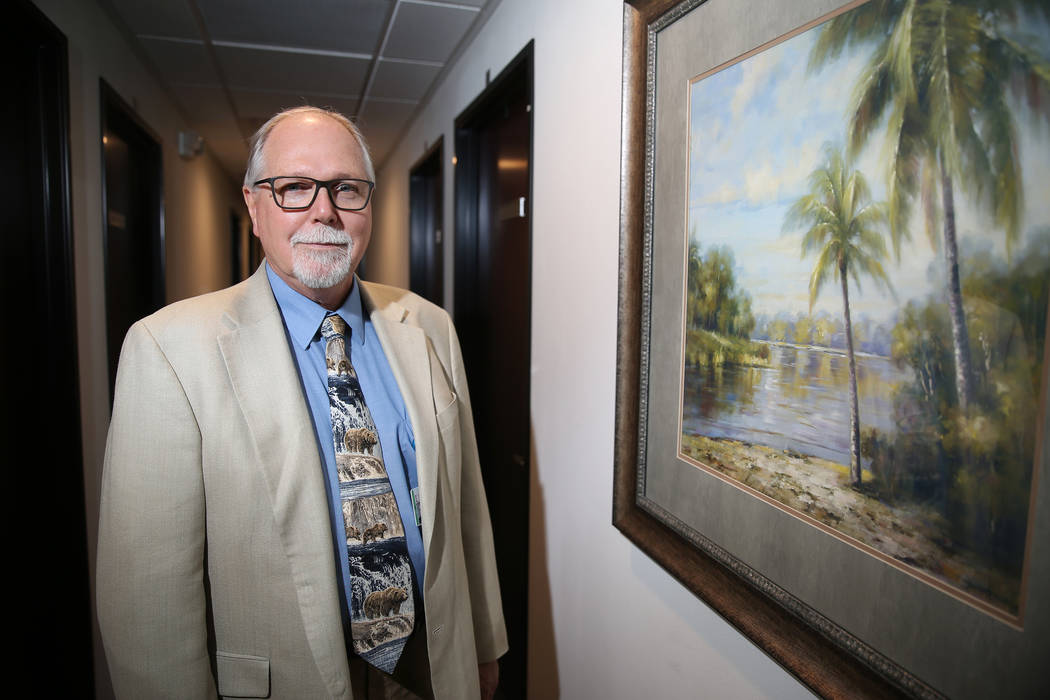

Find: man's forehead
[272,112,340,134]
[265,114,361,161]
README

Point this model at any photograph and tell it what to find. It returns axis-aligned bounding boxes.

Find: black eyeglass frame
[252,176,375,211]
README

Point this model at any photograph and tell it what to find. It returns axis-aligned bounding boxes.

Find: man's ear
[243,186,260,237]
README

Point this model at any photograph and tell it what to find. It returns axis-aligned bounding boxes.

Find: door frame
[409,136,445,306]
[99,78,165,401]
[453,41,534,322]
[6,0,92,692]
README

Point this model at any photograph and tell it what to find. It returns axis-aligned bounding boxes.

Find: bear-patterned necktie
[321,314,415,673]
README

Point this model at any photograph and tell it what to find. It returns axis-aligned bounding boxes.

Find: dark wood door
[2,1,93,691]
[410,139,444,306]
[454,44,533,700]
[101,80,164,404]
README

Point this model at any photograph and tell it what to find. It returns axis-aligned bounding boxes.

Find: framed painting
[614,0,1050,697]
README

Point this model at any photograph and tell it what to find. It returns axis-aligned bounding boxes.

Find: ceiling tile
[369,60,441,101]
[139,38,217,86]
[112,0,492,182]
[107,0,199,39]
[216,44,370,95]
[170,84,238,126]
[198,0,392,55]
[231,89,360,121]
[358,98,418,130]
[383,2,478,63]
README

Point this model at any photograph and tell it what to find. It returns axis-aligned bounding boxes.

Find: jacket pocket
[216,650,270,698]
[435,392,459,434]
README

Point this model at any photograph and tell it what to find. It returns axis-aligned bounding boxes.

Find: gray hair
[243,106,375,187]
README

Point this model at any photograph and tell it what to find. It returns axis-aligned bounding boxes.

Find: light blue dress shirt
[265,264,426,627]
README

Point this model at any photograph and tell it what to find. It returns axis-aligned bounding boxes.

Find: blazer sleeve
[444,314,509,663]
[96,321,218,699]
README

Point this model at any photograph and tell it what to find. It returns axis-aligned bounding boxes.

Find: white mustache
[290,225,351,246]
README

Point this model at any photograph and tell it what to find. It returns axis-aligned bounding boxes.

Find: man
[96,106,507,700]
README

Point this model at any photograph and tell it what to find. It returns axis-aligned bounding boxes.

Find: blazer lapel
[217,267,351,696]
[360,284,440,562]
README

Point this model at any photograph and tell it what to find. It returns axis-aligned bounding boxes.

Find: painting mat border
[614,0,1050,698]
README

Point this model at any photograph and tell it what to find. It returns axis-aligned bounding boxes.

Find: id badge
[410,486,422,527]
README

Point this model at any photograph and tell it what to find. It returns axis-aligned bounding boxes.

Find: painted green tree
[785,145,893,484]
[809,0,1050,409]
[685,242,755,339]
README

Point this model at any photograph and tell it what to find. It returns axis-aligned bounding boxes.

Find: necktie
[321,314,415,674]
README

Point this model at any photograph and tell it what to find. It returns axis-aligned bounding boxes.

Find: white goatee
[290,224,354,289]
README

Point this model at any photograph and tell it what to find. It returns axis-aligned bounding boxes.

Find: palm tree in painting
[785,145,893,485]
[808,0,1050,409]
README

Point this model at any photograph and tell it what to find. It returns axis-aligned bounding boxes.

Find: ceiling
[100,0,494,183]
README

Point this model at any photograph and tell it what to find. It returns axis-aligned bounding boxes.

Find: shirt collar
[265,262,366,349]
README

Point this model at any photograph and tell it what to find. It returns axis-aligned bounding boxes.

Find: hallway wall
[31,1,244,697]
[372,0,814,697]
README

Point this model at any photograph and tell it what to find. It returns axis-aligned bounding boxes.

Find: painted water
[682,341,914,467]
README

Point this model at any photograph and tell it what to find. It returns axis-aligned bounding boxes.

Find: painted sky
[687,6,1050,327]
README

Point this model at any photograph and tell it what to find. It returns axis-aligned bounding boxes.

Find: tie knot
[321,314,349,341]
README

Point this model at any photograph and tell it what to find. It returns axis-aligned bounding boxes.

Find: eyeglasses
[253,176,375,211]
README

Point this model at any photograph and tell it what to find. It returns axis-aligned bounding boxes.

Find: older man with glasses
[97,106,507,700]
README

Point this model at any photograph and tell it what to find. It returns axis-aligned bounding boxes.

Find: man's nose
[310,183,339,223]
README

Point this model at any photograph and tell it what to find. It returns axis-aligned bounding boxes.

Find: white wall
[372,0,814,697]
[31,1,243,697]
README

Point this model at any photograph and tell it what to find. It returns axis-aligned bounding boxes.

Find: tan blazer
[97,266,507,699]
